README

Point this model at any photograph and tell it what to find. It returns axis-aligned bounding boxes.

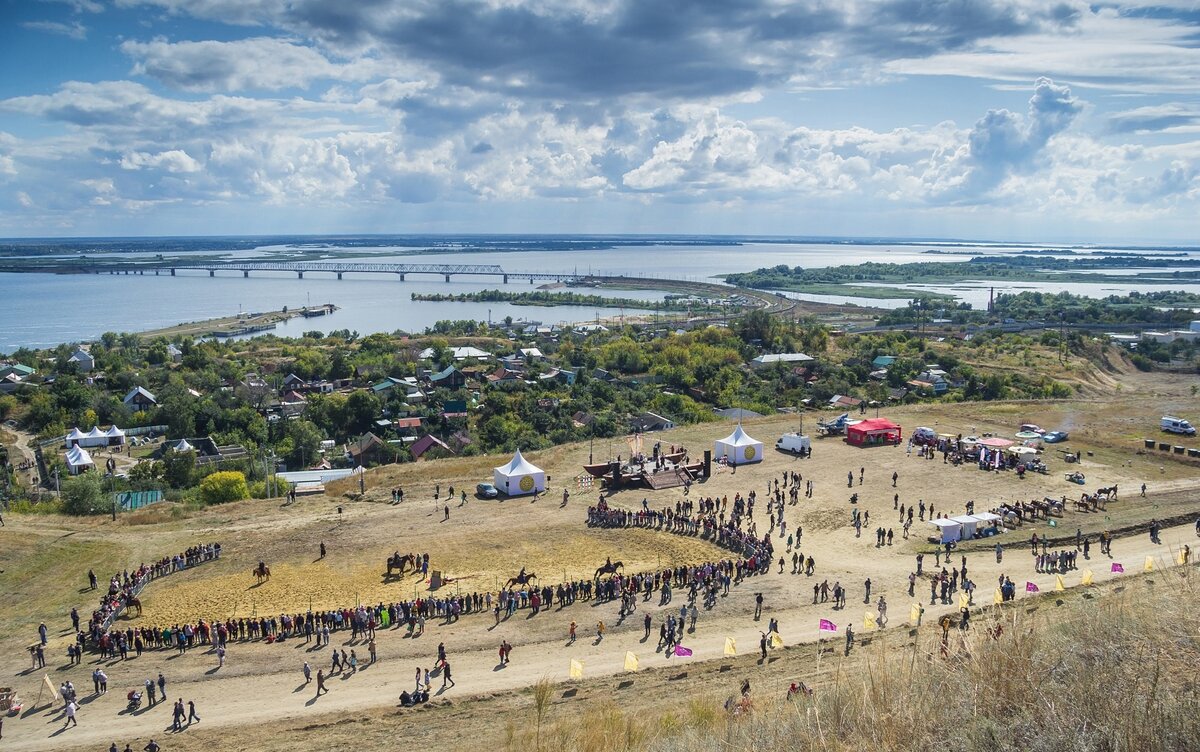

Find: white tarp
[172,439,194,453]
[714,424,764,465]
[950,514,981,539]
[66,445,94,474]
[493,448,546,496]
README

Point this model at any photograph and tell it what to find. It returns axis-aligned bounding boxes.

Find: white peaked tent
[105,425,126,445]
[172,439,194,453]
[65,427,87,446]
[715,424,764,466]
[66,445,94,475]
[493,449,546,497]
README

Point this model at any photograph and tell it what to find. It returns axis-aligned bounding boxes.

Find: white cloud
[22,20,87,40]
[122,37,391,92]
[119,149,202,173]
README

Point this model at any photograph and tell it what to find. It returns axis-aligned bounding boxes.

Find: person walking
[187,700,200,725]
[315,669,328,695]
[303,661,312,684]
[442,661,455,688]
[216,645,225,668]
[157,673,167,702]
[38,622,48,646]
[754,592,763,620]
[171,700,184,732]
[63,699,78,729]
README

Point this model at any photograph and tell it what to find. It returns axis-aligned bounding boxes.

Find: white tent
[493,449,546,497]
[714,424,764,466]
[105,425,126,445]
[172,439,194,453]
[65,427,87,446]
[950,514,982,540]
[929,518,962,544]
[66,445,94,475]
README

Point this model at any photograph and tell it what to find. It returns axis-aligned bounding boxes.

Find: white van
[776,433,811,455]
[1161,416,1196,436]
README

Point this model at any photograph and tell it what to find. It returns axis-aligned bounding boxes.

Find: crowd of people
[86,543,222,636]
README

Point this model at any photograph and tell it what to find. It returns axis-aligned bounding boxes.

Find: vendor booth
[493,449,546,496]
[66,445,94,475]
[845,418,902,447]
[930,518,962,544]
[714,424,763,465]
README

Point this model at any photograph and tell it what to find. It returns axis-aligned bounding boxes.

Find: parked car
[1042,431,1069,443]
[475,482,500,498]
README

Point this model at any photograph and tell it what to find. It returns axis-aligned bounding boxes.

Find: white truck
[776,433,812,455]
[1161,416,1196,436]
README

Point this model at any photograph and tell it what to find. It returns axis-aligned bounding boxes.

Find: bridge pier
[445,274,451,283]
[138,270,144,275]
[398,273,405,281]
[209,270,215,277]
[297,271,304,279]
[170,269,175,276]
[503,274,508,284]
[154,269,159,276]
[244,271,250,278]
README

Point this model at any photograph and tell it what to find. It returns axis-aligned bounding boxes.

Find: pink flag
[674,645,693,657]
[1111,563,1124,573]
[819,619,837,633]
[1025,581,1039,592]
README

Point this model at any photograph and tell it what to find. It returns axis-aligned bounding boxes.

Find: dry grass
[511,570,1200,752]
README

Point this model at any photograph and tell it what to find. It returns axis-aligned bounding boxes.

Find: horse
[126,597,142,617]
[253,563,271,583]
[504,571,538,589]
[386,553,415,577]
[595,560,624,580]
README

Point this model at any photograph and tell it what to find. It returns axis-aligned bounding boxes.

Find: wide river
[2,240,1197,351]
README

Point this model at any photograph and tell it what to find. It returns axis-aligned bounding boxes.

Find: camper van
[776,433,812,455]
[1161,416,1196,436]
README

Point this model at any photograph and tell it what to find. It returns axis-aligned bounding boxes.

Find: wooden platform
[644,467,690,490]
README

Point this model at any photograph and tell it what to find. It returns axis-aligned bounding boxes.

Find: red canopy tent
[846,418,902,447]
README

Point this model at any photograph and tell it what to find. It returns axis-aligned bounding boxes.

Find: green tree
[61,472,106,515]
[161,449,195,488]
[199,471,249,505]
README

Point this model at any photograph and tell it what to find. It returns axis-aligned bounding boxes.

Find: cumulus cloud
[929,77,1082,200]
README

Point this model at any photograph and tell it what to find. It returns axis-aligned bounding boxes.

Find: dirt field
[1,365,1197,752]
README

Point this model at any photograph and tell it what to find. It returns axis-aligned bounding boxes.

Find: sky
[1,1,1199,243]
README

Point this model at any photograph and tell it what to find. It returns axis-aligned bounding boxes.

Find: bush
[61,472,108,515]
[198,471,249,505]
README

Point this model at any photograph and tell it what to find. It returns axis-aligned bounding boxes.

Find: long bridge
[99,261,585,283]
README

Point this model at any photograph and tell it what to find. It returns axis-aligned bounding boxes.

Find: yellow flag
[723,637,737,656]
[623,651,639,672]
[1081,569,1094,586]
[1055,574,1066,592]
[910,603,922,623]
[958,592,970,609]
[770,631,784,649]
[1178,550,1188,566]
[993,588,1003,605]
[863,611,877,631]
[1144,556,1155,572]
[569,659,584,680]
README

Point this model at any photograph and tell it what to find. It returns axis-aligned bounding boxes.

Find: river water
[2,239,1197,351]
